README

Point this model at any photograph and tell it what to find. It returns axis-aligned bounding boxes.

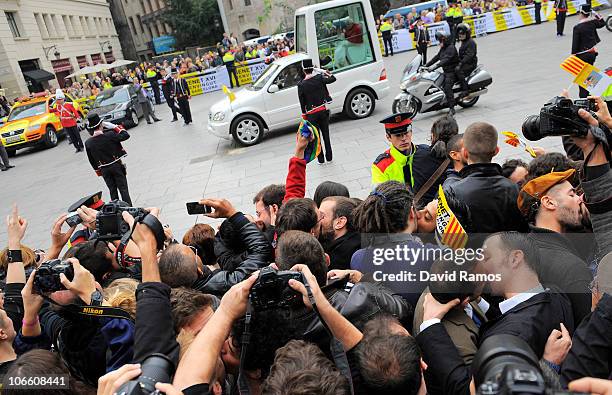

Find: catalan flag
[435,186,468,250]
[560,55,587,77]
[502,131,537,158]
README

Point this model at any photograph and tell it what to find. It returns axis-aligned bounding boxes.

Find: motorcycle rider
[425,30,459,115]
[455,23,478,98]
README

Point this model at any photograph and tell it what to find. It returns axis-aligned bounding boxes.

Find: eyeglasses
[255,204,270,218]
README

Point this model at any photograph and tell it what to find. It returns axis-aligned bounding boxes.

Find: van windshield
[250,64,279,90]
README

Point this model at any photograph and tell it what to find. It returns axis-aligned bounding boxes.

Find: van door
[264,61,303,128]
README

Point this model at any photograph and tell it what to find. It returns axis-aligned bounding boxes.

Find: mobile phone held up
[186,202,212,215]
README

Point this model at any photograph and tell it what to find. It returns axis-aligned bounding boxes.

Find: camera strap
[116,213,165,269]
[42,294,134,321]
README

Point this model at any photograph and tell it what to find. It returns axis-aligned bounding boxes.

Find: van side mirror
[268,84,280,93]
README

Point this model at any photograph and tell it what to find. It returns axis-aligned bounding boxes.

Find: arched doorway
[243,28,260,40]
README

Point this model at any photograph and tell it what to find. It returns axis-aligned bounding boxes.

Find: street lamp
[42,44,60,60]
[99,40,113,52]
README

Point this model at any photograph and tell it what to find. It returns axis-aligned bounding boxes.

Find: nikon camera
[473,335,586,395]
[96,201,148,241]
[522,96,610,143]
[249,266,305,311]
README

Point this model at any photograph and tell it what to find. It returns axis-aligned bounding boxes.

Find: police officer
[425,31,459,115]
[170,68,192,126]
[554,0,568,36]
[145,65,161,105]
[534,0,542,24]
[455,23,478,98]
[85,113,132,205]
[372,113,419,187]
[298,58,336,164]
[572,4,606,98]
[410,18,429,65]
[223,49,240,88]
[380,18,394,57]
[160,68,181,122]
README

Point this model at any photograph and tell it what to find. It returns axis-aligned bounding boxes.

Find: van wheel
[231,114,264,146]
[44,126,58,148]
[344,88,375,119]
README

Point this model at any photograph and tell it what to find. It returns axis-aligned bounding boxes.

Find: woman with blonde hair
[103,278,139,319]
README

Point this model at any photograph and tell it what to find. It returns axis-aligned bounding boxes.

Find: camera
[522,96,596,141]
[96,201,148,241]
[473,335,585,395]
[65,212,83,228]
[34,259,74,294]
[115,354,174,395]
[250,267,305,311]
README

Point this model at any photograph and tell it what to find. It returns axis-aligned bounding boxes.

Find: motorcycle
[606,13,612,32]
[392,54,493,118]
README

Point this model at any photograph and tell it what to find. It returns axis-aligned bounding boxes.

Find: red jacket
[283,157,306,203]
[51,103,79,128]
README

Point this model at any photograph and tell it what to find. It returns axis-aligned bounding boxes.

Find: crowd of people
[1,73,612,394]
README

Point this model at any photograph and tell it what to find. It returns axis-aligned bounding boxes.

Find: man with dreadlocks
[349,181,440,307]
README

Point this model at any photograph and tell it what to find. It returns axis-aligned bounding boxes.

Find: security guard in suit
[410,18,429,65]
[371,113,418,187]
[572,4,606,98]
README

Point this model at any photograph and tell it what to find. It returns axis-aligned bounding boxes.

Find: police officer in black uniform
[170,68,192,126]
[425,31,459,115]
[85,113,133,205]
[297,58,336,164]
[455,23,478,98]
[410,18,429,65]
[572,4,606,98]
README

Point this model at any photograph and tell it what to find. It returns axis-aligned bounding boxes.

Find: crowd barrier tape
[381,0,609,54]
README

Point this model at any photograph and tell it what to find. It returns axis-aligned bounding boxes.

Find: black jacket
[410,25,429,47]
[444,163,528,233]
[194,212,271,296]
[561,293,612,386]
[571,17,605,55]
[412,144,449,203]
[458,38,477,70]
[426,43,459,73]
[297,73,336,114]
[529,225,592,325]
[170,78,190,98]
[417,290,574,395]
[324,231,362,271]
[85,126,130,171]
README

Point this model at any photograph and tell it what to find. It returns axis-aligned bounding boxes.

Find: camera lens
[521,115,542,141]
[137,354,175,393]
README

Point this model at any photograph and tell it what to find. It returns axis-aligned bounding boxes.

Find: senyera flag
[435,185,468,250]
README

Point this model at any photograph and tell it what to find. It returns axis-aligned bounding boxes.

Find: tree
[163,0,225,49]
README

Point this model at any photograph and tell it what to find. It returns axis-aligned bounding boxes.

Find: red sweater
[283,157,306,203]
[51,103,79,128]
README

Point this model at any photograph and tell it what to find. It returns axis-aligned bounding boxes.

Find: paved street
[2,16,611,248]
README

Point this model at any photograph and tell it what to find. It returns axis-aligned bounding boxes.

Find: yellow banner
[517,6,535,25]
[186,76,203,96]
[237,64,253,85]
[492,10,509,31]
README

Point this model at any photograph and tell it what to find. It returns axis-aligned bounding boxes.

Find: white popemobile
[207,0,390,146]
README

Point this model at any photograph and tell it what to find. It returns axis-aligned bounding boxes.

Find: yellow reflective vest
[380,21,393,32]
[223,52,235,63]
[145,69,156,79]
[371,144,415,187]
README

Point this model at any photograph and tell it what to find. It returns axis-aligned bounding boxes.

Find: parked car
[88,85,154,128]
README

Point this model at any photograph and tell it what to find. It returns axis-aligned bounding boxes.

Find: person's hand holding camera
[201,198,237,219]
[97,363,142,395]
[288,264,327,310]
[543,323,572,366]
[59,258,97,305]
[569,377,612,395]
[77,205,98,231]
[48,214,76,259]
[21,271,44,337]
[218,272,259,321]
[121,208,160,251]
[7,204,27,251]
[422,293,460,322]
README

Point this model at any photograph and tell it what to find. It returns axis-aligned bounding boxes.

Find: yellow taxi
[0,92,86,156]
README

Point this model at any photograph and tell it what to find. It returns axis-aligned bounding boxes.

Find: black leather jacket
[444,163,528,233]
[458,38,477,71]
[426,43,459,73]
[195,212,271,296]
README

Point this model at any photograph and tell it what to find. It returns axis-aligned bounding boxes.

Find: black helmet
[435,30,449,43]
[457,23,471,40]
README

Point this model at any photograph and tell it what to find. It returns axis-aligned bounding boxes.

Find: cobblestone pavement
[2,15,611,248]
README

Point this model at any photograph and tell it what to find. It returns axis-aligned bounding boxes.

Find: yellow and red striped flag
[435,186,468,250]
[560,56,587,77]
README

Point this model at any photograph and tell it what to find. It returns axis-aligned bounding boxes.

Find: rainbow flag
[560,55,587,77]
[435,186,468,250]
[298,120,321,163]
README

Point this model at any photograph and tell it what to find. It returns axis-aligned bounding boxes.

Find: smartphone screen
[186,202,212,215]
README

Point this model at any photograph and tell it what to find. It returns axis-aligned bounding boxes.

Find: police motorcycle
[392,54,493,118]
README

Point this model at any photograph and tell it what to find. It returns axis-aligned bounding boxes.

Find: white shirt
[498,284,545,314]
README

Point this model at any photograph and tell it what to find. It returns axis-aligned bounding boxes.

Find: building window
[43,14,57,37]
[239,15,245,24]
[244,0,251,5]
[62,15,74,37]
[5,12,21,37]
[34,13,49,38]
[229,0,233,10]
[51,15,63,38]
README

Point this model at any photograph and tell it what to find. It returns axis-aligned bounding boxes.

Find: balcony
[141,8,166,24]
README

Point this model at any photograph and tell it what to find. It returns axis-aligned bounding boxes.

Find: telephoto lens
[115,354,175,395]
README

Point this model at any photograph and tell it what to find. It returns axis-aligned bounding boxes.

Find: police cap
[380,113,413,134]
[68,191,104,212]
